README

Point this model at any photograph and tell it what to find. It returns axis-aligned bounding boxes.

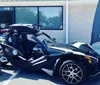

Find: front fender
[52,53,92,77]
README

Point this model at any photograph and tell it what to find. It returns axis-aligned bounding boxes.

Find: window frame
[0,6,63,30]
[38,6,63,30]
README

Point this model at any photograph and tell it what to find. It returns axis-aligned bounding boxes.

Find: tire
[59,60,86,85]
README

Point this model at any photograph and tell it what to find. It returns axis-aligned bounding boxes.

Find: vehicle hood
[49,42,100,59]
[49,44,85,56]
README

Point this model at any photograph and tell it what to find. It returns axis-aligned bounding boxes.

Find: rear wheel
[59,60,86,85]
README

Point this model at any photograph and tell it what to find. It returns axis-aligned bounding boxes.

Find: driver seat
[12,32,25,55]
[21,33,37,58]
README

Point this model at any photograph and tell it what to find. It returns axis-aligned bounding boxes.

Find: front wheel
[59,60,86,85]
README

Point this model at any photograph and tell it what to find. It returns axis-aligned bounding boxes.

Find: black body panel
[0,24,100,79]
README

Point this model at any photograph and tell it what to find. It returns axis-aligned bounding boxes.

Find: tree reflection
[16,7,37,24]
[16,7,63,30]
[39,8,62,30]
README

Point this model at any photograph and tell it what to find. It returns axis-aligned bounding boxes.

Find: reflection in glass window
[39,7,63,30]
[16,7,38,24]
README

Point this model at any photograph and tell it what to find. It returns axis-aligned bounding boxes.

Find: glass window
[0,7,15,28]
[15,6,63,30]
[39,7,63,30]
[16,7,38,24]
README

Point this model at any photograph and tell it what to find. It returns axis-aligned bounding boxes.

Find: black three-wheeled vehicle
[0,24,100,85]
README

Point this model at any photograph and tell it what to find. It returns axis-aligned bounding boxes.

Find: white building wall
[69,0,99,48]
[0,0,100,48]
[0,1,67,44]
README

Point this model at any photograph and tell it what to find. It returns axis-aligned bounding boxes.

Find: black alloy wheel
[59,60,86,85]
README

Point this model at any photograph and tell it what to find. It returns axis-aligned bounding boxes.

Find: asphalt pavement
[0,64,65,85]
[0,49,100,85]
[1,63,100,85]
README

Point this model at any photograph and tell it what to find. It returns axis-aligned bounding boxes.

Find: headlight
[12,50,17,55]
[84,55,98,64]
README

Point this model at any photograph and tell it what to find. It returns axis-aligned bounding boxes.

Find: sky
[39,7,62,18]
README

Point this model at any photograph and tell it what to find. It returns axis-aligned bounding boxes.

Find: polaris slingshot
[0,24,100,85]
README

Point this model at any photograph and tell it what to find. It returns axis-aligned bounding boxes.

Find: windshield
[36,32,56,46]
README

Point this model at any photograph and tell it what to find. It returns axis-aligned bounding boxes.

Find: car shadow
[12,71,100,85]
[0,71,12,82]
[82,76,100,85]
[1,65,65,85]
[15,70,66,85]
[2,65,100,85]
[0,65,15,82]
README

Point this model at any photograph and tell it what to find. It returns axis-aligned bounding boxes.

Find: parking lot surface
[0,49,100,85]
[1,64,100,85]
[0,64,65,85]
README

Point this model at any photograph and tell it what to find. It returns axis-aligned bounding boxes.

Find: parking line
[2,70,20,85]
